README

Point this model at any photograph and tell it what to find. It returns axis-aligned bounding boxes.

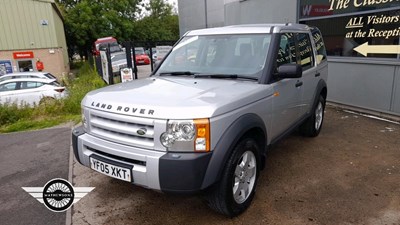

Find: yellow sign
[354,42,400,56]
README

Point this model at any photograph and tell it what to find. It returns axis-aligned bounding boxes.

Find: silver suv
[72,24,328,216]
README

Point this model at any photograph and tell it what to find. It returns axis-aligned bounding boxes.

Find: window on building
[300,0,400,59]
[17,60,34,72]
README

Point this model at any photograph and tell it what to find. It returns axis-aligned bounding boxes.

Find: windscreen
[135,48,145,55]
[111,54,126,62]
[157,34,272,78]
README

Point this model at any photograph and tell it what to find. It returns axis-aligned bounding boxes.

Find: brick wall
[0,48,70,79]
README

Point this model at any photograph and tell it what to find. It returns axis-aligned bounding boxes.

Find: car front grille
[88,109,155,149]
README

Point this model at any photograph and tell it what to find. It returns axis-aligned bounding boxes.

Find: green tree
[132,0,179,41]
[57,0,179,58]
[58,0,142,57]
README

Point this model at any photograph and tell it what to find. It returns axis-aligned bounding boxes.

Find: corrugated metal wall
[51,5,69,67]
[0,0,61,50]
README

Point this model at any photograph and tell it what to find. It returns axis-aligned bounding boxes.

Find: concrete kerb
[66,124,78,225]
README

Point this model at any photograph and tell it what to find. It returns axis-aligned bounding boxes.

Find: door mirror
[277,64,302,78]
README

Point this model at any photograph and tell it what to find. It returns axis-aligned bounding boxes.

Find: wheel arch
[310,79,327,112]
[318,79,327,99]
[201,113,267,189]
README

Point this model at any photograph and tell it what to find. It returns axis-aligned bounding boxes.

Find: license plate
[139,60,144,63]
[90,156,132,182]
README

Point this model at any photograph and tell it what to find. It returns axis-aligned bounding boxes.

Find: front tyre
[206,138,260,217]
[300,95,325,137]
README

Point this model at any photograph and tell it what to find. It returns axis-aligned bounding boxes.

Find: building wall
[0,0,59,50]
[224,0,297,25]
[0,0,69,77]
[178,0,207,36]
[51,5,69,72]
[178,0,297,35]
[327,60,400,116]
[0,48,67,76]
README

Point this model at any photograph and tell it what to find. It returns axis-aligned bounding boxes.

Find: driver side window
[276,33,297,68]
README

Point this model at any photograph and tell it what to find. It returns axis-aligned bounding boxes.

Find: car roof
[0,78,56,85]
[2,72,49,76]
[185,23,310,36]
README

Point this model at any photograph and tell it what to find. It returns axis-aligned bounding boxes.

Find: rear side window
[44,73,57,79]
[310,27,327,64]
[20,81,44,89]
[50,81,61,87]
[297,33,315,71]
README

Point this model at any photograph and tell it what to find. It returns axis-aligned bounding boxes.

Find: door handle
[295,81,303,87]
[315,72,320,77]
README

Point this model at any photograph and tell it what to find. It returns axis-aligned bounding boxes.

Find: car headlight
[160,119,210,152]
[81,108,88,131]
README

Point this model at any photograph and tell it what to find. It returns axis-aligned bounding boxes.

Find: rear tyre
[206,138,260,217]
[300,95,325,137]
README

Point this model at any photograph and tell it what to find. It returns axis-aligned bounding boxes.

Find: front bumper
[72,126,212,193]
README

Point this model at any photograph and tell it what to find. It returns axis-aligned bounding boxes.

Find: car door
[17,81,45,105]
[270,32,303,139]
[0,81,20,104]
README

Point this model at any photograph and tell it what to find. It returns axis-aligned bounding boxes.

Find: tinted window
[20,81,44,89]
[50,81,61,87]
[297,33,315,71]
[111,54,126,62]
[99,42,121,53]
[44,73,57,79]
[0,76,11,82]
[135,48,145,55]
[277,33,297,67]
[311,27,327,64]
[0,82,18,92]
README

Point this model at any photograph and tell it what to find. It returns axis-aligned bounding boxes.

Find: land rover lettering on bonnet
[90,101,155,115]
[72,24,328,216]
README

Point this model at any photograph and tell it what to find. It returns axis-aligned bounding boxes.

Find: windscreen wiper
[193,74,258,81]
[159,71,198,76]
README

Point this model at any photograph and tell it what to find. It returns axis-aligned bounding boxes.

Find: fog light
[160,132,175,148]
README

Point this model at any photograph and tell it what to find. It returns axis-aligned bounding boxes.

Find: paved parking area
[0,126,71,225]
[71,106,400,225]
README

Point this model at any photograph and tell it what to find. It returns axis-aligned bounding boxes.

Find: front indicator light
[194,119,210,152]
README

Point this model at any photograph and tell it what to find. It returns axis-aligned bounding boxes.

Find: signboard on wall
[13,51,34,59]
[300,0,400,19]
[300,0,400,58]
[0,60,13,75]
